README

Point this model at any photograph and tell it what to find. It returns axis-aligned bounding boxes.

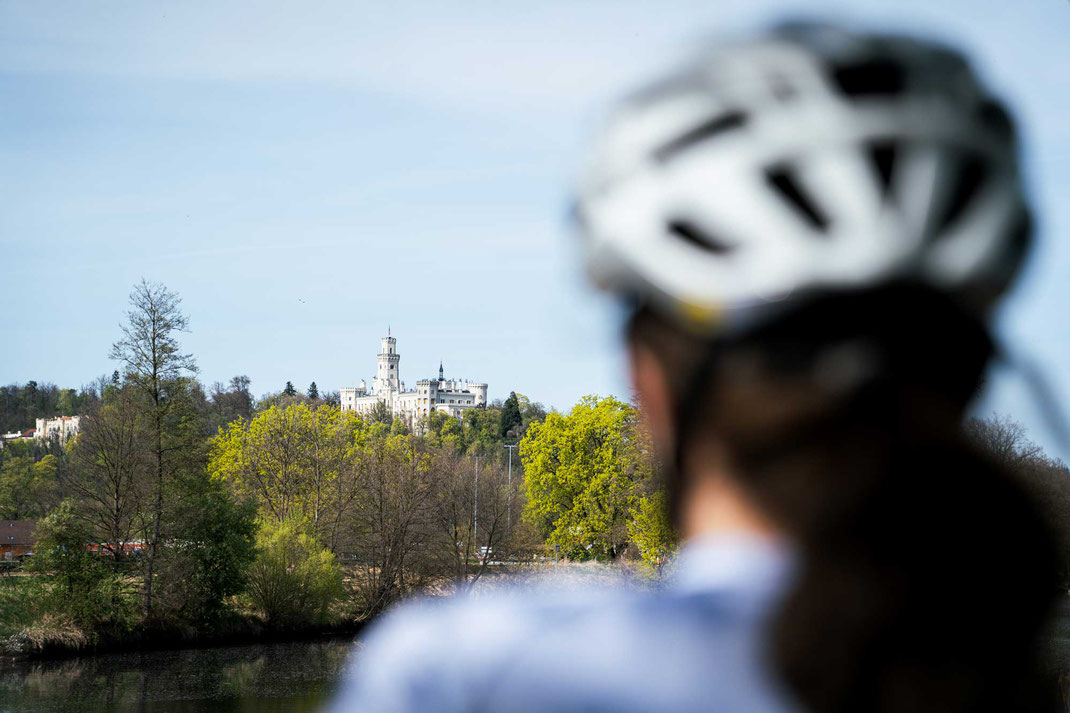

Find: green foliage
[209,403,365,533]
[28,502,136,636]
[246,518,343,627]
[307,382,319,400]
[0,453,57,519]
[422,411,466,452]
[500,391,522,439]
[628,491,677,572]
[516,393,548,433]
[0,577,38,639]
[283,381,297,397]
[156,472,258,624]
[520,395,656,560]
[463,406,501,454]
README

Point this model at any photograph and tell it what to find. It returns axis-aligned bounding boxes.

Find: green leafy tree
[516,393,548,433]
[29,502,136,635]
[246,517,344,627]
[0,454,57,519]
[209,403,365,544]
[283,381,297,397]
[500,392,522,439]
[156,472,258,624]
[520,395,656,560]
[422,412,465,452]
[628,491,676,573]
[307,382,319,400]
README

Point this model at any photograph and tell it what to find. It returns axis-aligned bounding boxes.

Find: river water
[3,596,1069,712]
[0,637,355,713]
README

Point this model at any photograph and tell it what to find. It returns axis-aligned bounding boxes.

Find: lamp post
[503,443,519,530]
[473,454,479,545]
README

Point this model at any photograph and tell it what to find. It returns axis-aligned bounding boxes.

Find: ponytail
[630,283,1061,712]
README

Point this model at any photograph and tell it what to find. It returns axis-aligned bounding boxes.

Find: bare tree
[345,432,437,616]
[68,391,149,566]
[964,414,1045,467]
[109,279,197,617]
[426,452,514,593]
[967,414,1070,582]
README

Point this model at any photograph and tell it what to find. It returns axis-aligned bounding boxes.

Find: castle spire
[439,361,444,381]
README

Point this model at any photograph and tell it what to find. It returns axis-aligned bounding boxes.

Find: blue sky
[1,1,1067,452]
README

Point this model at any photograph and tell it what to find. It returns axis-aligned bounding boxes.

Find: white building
[340,333,488,427]
[34,416,80,444]
[0,432,28,449]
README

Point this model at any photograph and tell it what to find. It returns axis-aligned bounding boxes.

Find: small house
[0,520,36,560]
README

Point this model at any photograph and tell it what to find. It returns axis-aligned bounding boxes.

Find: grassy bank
[0,574,364,663]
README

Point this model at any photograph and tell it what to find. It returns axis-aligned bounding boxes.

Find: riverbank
[0,573,367,666]
[0,559,645,666]
[1,616,366,667]
[1,614,366,668]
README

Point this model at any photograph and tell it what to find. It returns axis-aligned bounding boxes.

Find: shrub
[155,473,258,626]
[26,502,137,642]
[628,491,677,574]
[246,518,343,627]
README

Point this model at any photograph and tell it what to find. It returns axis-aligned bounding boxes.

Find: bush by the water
[27,502,138,638]
[246,518,344,627]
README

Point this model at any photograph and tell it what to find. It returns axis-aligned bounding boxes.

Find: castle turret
[469,382,488,406]
[374,334,400,395]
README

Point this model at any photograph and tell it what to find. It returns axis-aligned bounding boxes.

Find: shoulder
[329,584,638,712]
[330,582,780,713]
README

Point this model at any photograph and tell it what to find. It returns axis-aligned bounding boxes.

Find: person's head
[574,21,1058,712]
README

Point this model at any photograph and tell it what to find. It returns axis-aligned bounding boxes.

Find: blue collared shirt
[331,536,798,713]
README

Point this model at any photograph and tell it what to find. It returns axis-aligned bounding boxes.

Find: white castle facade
[340,334,488,427]
[35,416,80,443]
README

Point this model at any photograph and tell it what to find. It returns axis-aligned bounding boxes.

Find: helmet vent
[764,165,830,231]
[830,58,906,98]
[667,219,736,255]
[654,111,748,162]
[932,152,987,236]
[768,73,797,102]
[867,140,898,199]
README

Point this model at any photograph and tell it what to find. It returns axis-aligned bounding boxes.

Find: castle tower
[374,334,400,395]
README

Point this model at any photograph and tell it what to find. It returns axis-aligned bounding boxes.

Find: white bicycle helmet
[575,22,1032,333]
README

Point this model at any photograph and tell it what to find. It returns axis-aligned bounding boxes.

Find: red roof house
[0,520,37,560]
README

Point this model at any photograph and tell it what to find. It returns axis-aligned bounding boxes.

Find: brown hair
[629,283,1059,712]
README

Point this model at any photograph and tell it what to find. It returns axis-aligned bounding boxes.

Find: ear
[628,341,675,455]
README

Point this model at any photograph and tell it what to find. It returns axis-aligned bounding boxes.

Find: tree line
[0,381,99,434]
[0,280,562,652]
[2,278,1068,656]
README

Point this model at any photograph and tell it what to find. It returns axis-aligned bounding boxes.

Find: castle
[340,333,488,427]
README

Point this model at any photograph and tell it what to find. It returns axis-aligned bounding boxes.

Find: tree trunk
[143,408,163,618]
